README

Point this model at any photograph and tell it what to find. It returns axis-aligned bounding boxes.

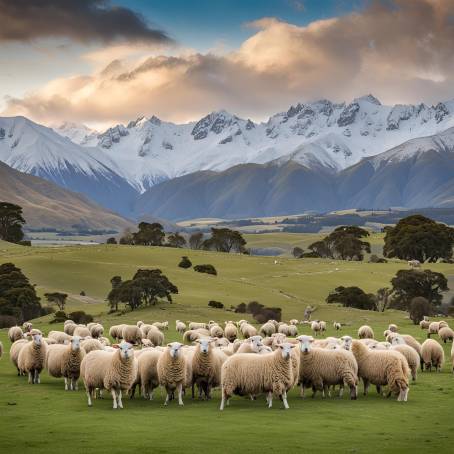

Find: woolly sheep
[287,325,298,337]
[289,319,299,325]
[81,338,104,353]
[319,321,326,333]
[121,325,143,345]
[358,325,374,339]
[157,342,188,405]
[259,322,276,337]
[241,323,258,339]
[64,322,77,336]
[46,336,86,390]
[224,322,238,342]
[73,326,91,338]
[147,326,165,346]
[191,339,228,399]
[188,322,207,330]
[176,320,187,335]
[109,324,126,341]
[439,321,449,329]
[10,339,28,374]
[136,348,162,399]
[183,330,203,343]
[278,324,290,335]
[311,321,320,337]
[89,323,104,338]
[390,336,419,381]
[81,342,138,409]
[136,321,144,328]
[99,337,111,346]
[438,326,454,343]
[48,330,72,344]
[388,324,399,333]
[296,335,358,399]
[22,322,33,333]
[17,332,48,384]
[152,321,169,331]
[351,340,409,401]
[8,326,24,343]
[220,343,296,410]
[209,325,224,338]
[333,322,341,331]
[421,339,444,372]
[236,336,263,354]
[427,322,440,337]
[420,320,430,330]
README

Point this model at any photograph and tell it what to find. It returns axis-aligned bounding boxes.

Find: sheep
[439,321,449,329]
[81,338,104,353]
[157,342,188,405]
[8,326,24,343]
[48,330,72,344]
[73,326,91,338]
[99,337,111,346]
[109,324,126,341]
[296,335,358,399]
[427,322,440,337]
[278,323,290,335]
[81,342,138,409]
[340,335,353,351]
[146,326,164,346]
[224,322,238,342]
[89,323,104,338]
[136,349,162,399]
[121,325,143,345]
[311,321,320,337]
[388,324,398,332]
[399,334,422,359]
[408,259,421,268]
[358,325,374,339]
[333,322,341,331]
[214,337,230,347]
[209,325,224,338]
[420,320,430,330]
[259,322,276,337]
[188,322,207,330]
[152,321,169,331]
[176,320,187,335]
[241,323,258,339]
[46,336,86,390]
[319,321,327,334]
[287,325,298,337]
[438,326,454,343]
[220,343,296,410]
[289,319,299,325]
[421,339,444,372]
[236,336,263,354]
[10,339,28,374]
[136,321,144,328]
[183,330,204,343]
[22,322,33,333]
[17,332,48,384]
[351,340,409,401]
[191,338,228,400]
[390,336,420,381]
[64,322,77,335]
[43,337,58,345]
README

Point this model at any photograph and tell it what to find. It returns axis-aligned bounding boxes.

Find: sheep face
[248,336,263,352]
[391,336,405,346]
[340,336,353,351]
[196,338,213,354]
[30,333,43,346]
[71,336,82,351]
[168,342,184,358]
[296,335,314,353]
[278,343,295,359]
[118,342,134,360]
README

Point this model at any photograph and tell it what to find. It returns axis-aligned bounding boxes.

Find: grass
[1,238,454,453]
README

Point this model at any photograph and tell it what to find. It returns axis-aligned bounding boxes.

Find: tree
[390,269,448,310]
[167,232,186,248]
[203,228,246,253]
[189,232,204,250]
[44,292,68,311]
[106,237,117,244]
[132,222,165,246]
[374,287,392,312]
[0,202,25,243]
[119,228,134,245]
[107,276,122,311]
[326,286,376,310]
[383,215,454,262]
[409,297,432,325]
[292,246,304,258]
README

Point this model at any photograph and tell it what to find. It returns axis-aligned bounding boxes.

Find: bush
[178,256,192,269]
[253,307,282,324]
[369,254,388,263]
[208,300,224,309]
[40,306,55,316]
[409,297,432,324]
[106,237,117,244]
[0,314,17,328]
[51,310,68,323]
[18,240,31,247]
[302,251,320,258]
[234,302,247,313]
[247,301,264,315]
[194,264,217,275]
[326,286,376,311]
[68,310,93,324]
[292,246,304,258]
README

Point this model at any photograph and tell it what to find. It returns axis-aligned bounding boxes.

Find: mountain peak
[354,94,381,105]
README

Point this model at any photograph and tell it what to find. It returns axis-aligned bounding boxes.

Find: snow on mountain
[57,95,454,191]
[52,121,99,146]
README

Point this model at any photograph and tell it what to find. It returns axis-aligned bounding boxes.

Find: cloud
[0,0,171,44]
[4,0,454,126]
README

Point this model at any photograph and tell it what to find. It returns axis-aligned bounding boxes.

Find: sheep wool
[176,320,187,335]
[73,326,91,338]
[136,349,162,400]
[438,326,454,343]
[259,322,276,337]
[358,325,374,339]
[421,339,444,372]
[419,320,430,330]
[17,333,48,384]
[81,338,104,353]
[147,326,165,346]
[10,339,28,374]
[224,322,238,342]
[8,326,24,343]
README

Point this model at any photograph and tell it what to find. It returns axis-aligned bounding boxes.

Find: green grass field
[1,238,454,453]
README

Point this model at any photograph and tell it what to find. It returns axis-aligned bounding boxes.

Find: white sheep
[408,260,421,268]
[81,338,104,353]
[135,348,162,400]
[188,322,207,330]
[10,339,28,374]
[421,339,444,372]
[319,321,326,333]
[64,322,77,335]
[147,326,165,346]
[358,325,374,339]
[419,320,430,330]
[438,326,454,343]
[209,325,224,338]
[259,321,276,337]
[73,325,91,338]
[8,326,24,343]
[388,324,399,333]
[390,336,420,381]
[109,324,126,341]
[333,322,341,331]
[81,342,138,409]
[236,336,263,354]
[17,332,48,384]
[176,320,187,335]
[121,325,143,345]
[240,323,258,339]
[224,322,238,342]
[22,322,33,333]
[427,322,440,337]
[220,343,296,410]
[152,321,169,331]
[89,323,104,338]
[311,321,321,337]
[48,330,72,344]
[289,319,299,325]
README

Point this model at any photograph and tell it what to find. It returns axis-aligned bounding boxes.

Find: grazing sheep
[48,330,72,344]
[64,323,77,336]
[17,332,48,384]
[176,320,187,335]
[427,322,440,337]
[259,322,276,337]
[420,320,430,330]
[209,325,224,338]
[22,322,33,333]
[340,335,353,351]
[311,321,321,337]
[157,342,188,405]
[136,321,144,328]
[287,325,298,337]
[214,337,230,347]
[109,324,126,341]
[390,336,419,381]
[10,339,28,374]
[224,322,238,342]
[188,322,207,330]
[147,326,165,347]
[73,326,91,338]
[191,339,228,399]
[351,340,409,401]
[8,326,24,343]
[81,338,104,353]
[319,321,327,334]
[236,336,263,354]
[289,319,299,325]
[99,337,111,346]
[438,326,454,343]
[333,322,341,331]
[388,324,399,333]
[278,324,290,335]
[89,323,104,338]
[220,343,296,410]
[121,325,143,345]
[241,323,258,339]
[358,325,374,339]
[421,339,444,372]
[296,335,358,399]
[136,349,162,400]
[439,321,449,329]
[46,336,86,390]
[183,330,204,343]
[81,342,138,409]
[152,321,169,331]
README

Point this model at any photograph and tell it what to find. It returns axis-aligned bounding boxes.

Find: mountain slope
[0,161,133,231]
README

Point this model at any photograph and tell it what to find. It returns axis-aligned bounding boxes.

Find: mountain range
[2,94,454,223]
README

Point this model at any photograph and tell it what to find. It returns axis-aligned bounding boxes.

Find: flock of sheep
[2,316,453,410]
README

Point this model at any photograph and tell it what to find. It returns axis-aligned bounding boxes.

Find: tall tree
[132,222,165,246]
[203,228,247,253]
[189,232,204,250]
[0,202,25,243]
[44,292,68,311]
[167,232,186,248]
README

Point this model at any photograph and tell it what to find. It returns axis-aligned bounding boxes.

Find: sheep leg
[64,378,69,391]
[376,385,381,395]
[300,383,305,398]
[164,389,170,406]
[403,388,409,401]
[267,391,273,408]
[141,384,148,400]
[339,384,344,398]
[363,379,369,396]
[36,371,40,384]
[87,387,93,407]
[282,391,289,410]
[178,384,184,406]
[220,388,226,411]
[74,378,78,391]
[111,389,118,409]
[323,385,329,398]
[191,382,195,399]
[349,384,357,400]
[118,390,123,409]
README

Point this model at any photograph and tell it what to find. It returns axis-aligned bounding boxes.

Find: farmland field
[0,238,454,453]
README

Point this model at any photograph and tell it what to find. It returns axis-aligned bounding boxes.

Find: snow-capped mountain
[54,94,454,191]
[52,121,99,146]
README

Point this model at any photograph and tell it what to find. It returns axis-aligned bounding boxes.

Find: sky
[1,0,454,128]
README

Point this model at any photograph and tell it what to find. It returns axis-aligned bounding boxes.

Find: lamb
[220,343,296,410]
[333,322,341,331]
[99,337,111,346]
[421,339,444,372]
[17,332,48,384]
[236,336,263,354]
[73,326,91,338]
[419,320,430,330]
[176,320,187,335]
[81,338,104,353]
[209,325,224,338]
[135,348,162,400]
[48,330,72,344]
[259,322,276,337]
[121,325,143,345]
[64,322,77,335]
[46,336,86,390]
[81,342,138,409]
[8,326,24,343]
[241,323,258,339]
[358,325,374,339]
[390,336,420,381]
[89,323,104,338]
[191,338,228,399]
[438,326,454,343]
[188,322,207,330]
[10,339,28,374]
[311,321,321,337]
[351,340,409,401]
[109,324,126,341]
[427,322,440,337]
[278,324,291,335]
[146,326,164,346]
[152,321,169,331]
[224,322,238,342]
[157,342,188,405]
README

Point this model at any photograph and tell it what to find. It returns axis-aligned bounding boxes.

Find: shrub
[369,254,388,263]
[409,297,433,325]
[208,300,224,309]
[302,251,320,258]
[178,256,192,269]
[292,247,304,258]
[106,237,117,244]
[0,314,17,328]
[326,286,376,311]
[247,301,264,315]
[253,307,282,324]
[40,306,55,316]
[51,310,68,324]
[234,302,247,313]
[68,310,93,324]
[80,291,86,296]
[194,264,217,275]
[18,240,31,247]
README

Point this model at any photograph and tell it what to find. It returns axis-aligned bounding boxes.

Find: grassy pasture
[0,239,454,453]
